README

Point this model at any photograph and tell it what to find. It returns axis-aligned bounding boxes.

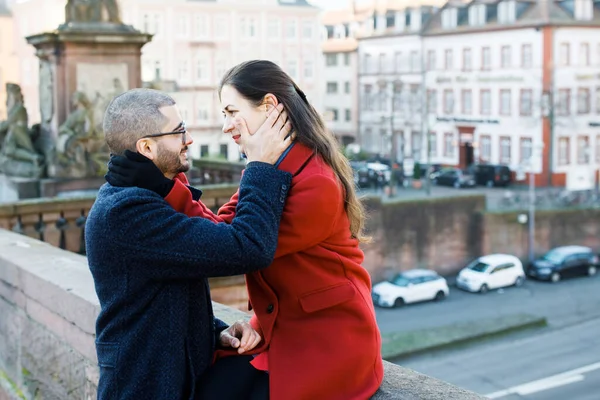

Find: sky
[308,0,360,10]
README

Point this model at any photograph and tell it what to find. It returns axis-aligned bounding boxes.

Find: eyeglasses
[141,121,188,145]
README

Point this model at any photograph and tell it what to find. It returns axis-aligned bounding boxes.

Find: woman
[109,60,383,399]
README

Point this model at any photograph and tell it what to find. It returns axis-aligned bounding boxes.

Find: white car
[456,254,525,293]
[372,269,449,308]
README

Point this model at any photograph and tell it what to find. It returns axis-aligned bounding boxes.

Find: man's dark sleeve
[109,162,291,279]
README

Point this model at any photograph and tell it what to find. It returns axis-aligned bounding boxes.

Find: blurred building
[10,0,322,161]
[332,0,600,186]
[0,0,19,120]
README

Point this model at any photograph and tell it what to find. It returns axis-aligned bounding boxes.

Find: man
[86,88,292,399]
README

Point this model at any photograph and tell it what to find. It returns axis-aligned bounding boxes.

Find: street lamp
[527,143,544,263]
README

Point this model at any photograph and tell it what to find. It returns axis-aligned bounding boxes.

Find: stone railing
[0,184,239,255]
[188,159,245,186]
[0,229,485,399]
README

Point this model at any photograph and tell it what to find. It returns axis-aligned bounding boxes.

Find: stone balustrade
[0,184,239,255]
[0,229,485,399]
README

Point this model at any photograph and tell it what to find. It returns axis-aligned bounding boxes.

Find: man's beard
[156,144,190,175]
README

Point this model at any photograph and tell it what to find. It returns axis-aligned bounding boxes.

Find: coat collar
[277,143,315,177]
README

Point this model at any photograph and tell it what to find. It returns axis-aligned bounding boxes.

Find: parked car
[527,245,599,282]
[355,162,391,188]
[456,254,525,293]
[432,168,476,188]
[471,164,512,187]
[371,269,449,307]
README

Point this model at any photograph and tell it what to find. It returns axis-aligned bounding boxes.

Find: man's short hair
[103,88,176,155]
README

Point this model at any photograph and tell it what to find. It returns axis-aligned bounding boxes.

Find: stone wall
[0,229,485,399]
[362,195,486,282]
[482,208,600,260]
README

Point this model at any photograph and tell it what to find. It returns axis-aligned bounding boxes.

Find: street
[377,274,600,399]
[376,273,600,335]
[395,318,600,400]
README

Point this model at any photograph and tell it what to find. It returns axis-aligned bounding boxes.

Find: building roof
[423,0,600,36]
[278,0,315,7]
[322,0,447,25]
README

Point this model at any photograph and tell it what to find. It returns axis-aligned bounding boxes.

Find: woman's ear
[135,139,156,160]
[262,93,279,112]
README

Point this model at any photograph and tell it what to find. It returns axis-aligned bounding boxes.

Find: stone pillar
[25,24,151,179]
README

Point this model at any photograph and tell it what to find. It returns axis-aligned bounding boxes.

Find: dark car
[355,162,391,188]
[432,168,476,188]
[471,164,512,187]
[527,245,599,283]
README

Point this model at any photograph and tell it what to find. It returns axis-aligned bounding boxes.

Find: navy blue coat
[85,162,291,400]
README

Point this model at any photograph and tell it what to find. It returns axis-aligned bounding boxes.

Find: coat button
[266,304,274,314]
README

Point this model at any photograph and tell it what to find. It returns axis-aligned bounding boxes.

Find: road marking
[485,361,600,399]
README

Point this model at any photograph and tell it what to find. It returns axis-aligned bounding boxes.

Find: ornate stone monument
[25,0,151,183]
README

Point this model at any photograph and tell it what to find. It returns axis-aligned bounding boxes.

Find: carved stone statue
[0,84,45,179]
[52,91,108,178]
[65,0,121,24]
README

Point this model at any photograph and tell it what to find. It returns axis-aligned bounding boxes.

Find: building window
[379,53,387,73]
[363,53,372,73]
[501,46,511,68]
[558,137,570,165]
[287,59,298,80]
[195,58,207,83]
[596,87,600,114]
[520,89,533,115]
[579,43,590,66]
[427,50,436,71]
[482,47,491,70]
[200,145,209,157]
[441,8,458,29]
[578,136,590,163]
[344,53,350,66]
[444,133,454,157]
[500,136,511,164]
[248,18,258,38]
[193,15,209,39]
[326,53,338,67]
[578,88,590,114]
[363,84,373,111]
[574,0,594,20]
[286,19,297,39]
[429,132,437,157]
[468,4,486,26]
[444,49,453,70]
[444,89,454,114]
[498,0,516,23]
[481,89,491,115]
[520,137,532,163]
[215,16,228,39]
[304,59,314,79]
[522,44,532,68]
[558,89,571,115]
[500,89,511,115]
[268,18,281,37]
[344,81,351,94]
[219,144,228,159]
[462,89,472,114]
[177,14,190,38]
[326,108,339,121]
[597,135,600,162]
[394,52,402,72]
[326,82,338,94]
[480,135,491,162]
[410,50,419,72]
[559,43,570,66]
[345,109,351,122]
[463,48,472,71]
[177,59,190,83]
[302,20,313,39]
[427,89,437,114]
[197,107,208,121]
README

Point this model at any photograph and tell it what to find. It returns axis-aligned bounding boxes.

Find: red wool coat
[165,144,383,400]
